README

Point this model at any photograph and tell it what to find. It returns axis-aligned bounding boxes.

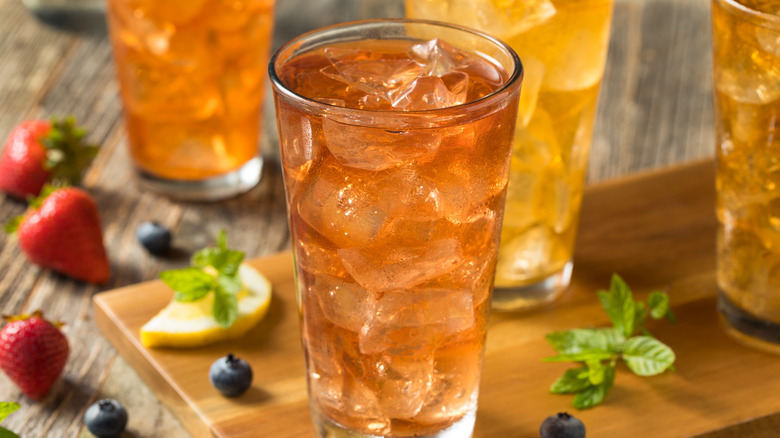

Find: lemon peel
[140,264,271,348]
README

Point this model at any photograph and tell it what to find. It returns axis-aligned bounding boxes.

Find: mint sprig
[544,274,676,409]
[159,231,244,328]
[0,402,21,438]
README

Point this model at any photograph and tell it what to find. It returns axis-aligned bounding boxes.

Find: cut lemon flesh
[140,264,272,348]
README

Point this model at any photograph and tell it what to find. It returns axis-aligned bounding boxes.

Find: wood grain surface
[0,0,721,437]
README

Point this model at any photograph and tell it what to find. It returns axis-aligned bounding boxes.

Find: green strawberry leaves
[160,231,245,328]
[0,402,20,438]
[43,116,99,187]
[545,274,677,409]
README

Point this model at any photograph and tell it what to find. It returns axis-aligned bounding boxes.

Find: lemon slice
[140,264,272,348]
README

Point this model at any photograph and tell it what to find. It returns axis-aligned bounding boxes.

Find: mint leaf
[623,336,675,376]
[543,350,614,363]
[550,367,591,394]
[161,268,215,302]
[190,231,243,275]
[218,273,242,295]
[545,275,677,409]
[0,403,19,423]
[217,229,228,249]
[546,328,625,355]
[634,301,648,335]
[572,364,615,409]
[192,247,217,269]
[586,359,606,385]
[0,427,20,438]
[212,249,244,276]
[648,291,677,323]
[213,286,238,328]
[597,274,636,337]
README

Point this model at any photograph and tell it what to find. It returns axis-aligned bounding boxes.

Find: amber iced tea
[106,0,274,198]
[407,0,614,309]
[712,0,780,352]
[271,21,522,437]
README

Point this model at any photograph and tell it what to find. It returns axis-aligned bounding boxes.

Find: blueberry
[209,353,253,397]
[540,412,586,438]
[136,221,172,255]
[84,399,128,438]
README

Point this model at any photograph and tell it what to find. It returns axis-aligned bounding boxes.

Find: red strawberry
[5,187,111,284]
[0,117,99,199]
[0,311,69,401]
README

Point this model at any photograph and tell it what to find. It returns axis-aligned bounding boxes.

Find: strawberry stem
[41,117,99,187]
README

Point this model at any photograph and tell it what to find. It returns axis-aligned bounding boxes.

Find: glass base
[718,292,780,355]
[491,261,573,311]
[313,407,477,438]
[135,156,262,202]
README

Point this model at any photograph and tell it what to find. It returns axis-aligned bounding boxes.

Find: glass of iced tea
[712,0,780,353]
[406,0,614,310]
[270,19,522,438]
[105,0,275,200]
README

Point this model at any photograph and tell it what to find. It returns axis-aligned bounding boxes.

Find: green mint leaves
[545,274,676,409]
[160,231,244,328]
[0,402,20,438]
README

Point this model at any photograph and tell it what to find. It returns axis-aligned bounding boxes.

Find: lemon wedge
[140,264,272,348]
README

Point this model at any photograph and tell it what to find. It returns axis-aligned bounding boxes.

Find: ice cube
[322,117,441,171]
[717,67,780,105]
[535,163,580,234]
[277,107,320,184]
[369,353,434,419]
[411,39,469,77]
[310,274,376,332]
[375,165,442,220]
[219,65,264,118]
[495,225,567,282]
[296,156,390,248]
[358,287,475,355]
[321,48,423,103]
[417,343,481,424]
[427,143,508,223]
[390,75,467,110]
[756,27,780,57]
[340,378,388,431]
[515,54,546,127]
[482,0,556,38]
[339,238,462,292]
[290,215,349,278]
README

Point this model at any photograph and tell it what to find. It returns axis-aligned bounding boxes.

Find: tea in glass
[270,20,522,438]
[106,0,275,200]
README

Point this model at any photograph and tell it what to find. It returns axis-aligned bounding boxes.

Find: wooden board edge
[584,158,714,194]
[93,291,216,438]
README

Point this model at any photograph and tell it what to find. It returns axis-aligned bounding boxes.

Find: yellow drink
[712,0,780,353]
[406,0,614,309]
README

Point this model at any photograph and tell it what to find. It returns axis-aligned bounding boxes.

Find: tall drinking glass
[270,20,522,438]
[406,0,614,310]
[105,0,275,200]
[712,0,780,354]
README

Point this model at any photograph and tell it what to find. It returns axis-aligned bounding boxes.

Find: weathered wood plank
[590,0,714,182]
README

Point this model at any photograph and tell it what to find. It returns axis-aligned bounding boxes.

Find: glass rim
[268,18,523,117]
[717,0,780,27]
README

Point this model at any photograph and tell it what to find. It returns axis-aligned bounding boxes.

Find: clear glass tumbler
[712,0,780,354]
[105,0,275,201]
[270,19,522,438]
[406,0,614,310]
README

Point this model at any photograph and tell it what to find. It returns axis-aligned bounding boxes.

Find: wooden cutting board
[94,160,780,438]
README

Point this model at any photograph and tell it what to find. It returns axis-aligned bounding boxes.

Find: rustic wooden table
[0,0,718,437]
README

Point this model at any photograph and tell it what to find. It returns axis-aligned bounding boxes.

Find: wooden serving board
[94,160,780,438]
